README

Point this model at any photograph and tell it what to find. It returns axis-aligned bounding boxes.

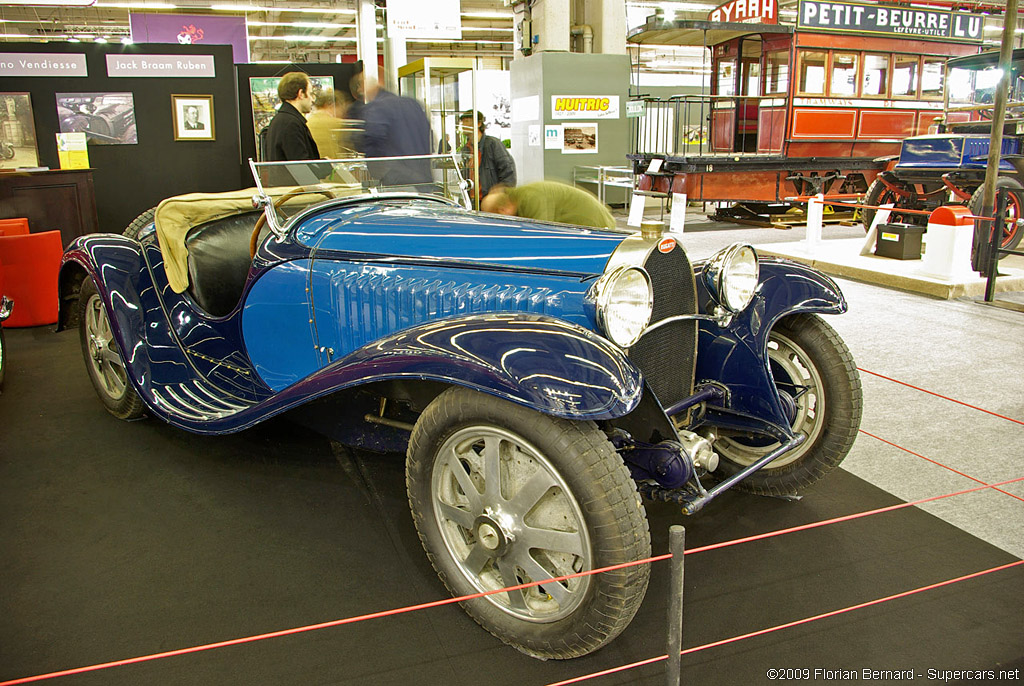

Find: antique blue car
[58,155,861,659]
[863,48,1024,250]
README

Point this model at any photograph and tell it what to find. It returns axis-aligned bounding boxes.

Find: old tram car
[627,0,986,221]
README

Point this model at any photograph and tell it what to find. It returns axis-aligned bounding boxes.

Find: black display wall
[235,61,362,165]
[2,42,240,233]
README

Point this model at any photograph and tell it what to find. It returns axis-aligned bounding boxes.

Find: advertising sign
[797,0,984,42]
[129,13,249,64]
[710,0,777,25]
[0,53,87,77]
[551,95,620,120]
[386,0,461,39]
[106,53,215,78]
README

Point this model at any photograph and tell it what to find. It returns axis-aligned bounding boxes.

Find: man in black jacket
[265,72,319,162]
[459,110,516,208]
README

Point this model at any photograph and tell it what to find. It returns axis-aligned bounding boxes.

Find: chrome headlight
[592,266,653,348]
[703,243,759,313]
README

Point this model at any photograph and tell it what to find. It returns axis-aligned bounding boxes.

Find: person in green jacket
[480,181,617,230]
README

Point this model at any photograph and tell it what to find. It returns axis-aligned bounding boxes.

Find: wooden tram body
[627,0,985,208]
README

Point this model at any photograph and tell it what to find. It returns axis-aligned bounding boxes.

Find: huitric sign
[797,0,984,42]
[551,96,620,120]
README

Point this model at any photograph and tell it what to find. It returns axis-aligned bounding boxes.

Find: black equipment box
[875,223,925,260]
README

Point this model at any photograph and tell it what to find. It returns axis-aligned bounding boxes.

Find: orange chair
[0,230,63,327]
[0,218,30,236]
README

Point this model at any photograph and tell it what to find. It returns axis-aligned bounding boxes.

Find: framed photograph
[172,94,215,141]
[562,123,598,154]
[0,92,40,169]
[55,92,137,145]
[249,75,333,143]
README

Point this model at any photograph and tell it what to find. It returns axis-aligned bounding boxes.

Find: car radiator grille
[627,246,698,409]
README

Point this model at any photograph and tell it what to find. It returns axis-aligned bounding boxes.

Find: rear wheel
[79,277,145,420]
[407,387,650,659]
[968,178,1024,251]
[714,314,862,495]
[863,177,917,230]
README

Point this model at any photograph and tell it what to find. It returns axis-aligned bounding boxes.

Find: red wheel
[968,179,1024,251]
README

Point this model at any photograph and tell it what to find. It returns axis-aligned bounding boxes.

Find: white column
[532,0,571,53]
[357,0,379,92]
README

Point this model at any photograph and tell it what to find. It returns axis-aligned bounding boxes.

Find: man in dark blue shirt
[359,85,432,189]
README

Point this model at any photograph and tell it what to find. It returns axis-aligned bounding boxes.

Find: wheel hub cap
[474,512,513,557]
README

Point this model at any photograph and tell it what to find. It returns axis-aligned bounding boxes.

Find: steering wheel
[250,186,337,258]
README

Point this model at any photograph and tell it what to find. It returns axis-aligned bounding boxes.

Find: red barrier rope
[3,475,1021,686]
[858,367,1024,426]
[785,195,995,220]
[859,430,1024,503]
[546,559,1024,686]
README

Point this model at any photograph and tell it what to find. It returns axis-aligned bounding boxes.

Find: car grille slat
[628,246,697,408]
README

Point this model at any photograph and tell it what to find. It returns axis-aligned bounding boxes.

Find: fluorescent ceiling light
[462,26,514,33]
[209,4,355,13]
[247,20,349,29]
[460,11,512,19]
[95,1,176,7]
[0,0,95,5]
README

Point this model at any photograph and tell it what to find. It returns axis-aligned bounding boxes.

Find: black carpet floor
[1,326,1022,685]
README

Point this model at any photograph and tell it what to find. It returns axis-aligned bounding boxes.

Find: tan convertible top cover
[154,184,356,293]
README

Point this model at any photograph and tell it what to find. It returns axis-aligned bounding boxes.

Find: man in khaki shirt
[481,181,617,230]
[306,90,348,160]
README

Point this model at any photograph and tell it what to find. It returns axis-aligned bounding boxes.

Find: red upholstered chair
[0,230,63,327]
[0,218,30,236]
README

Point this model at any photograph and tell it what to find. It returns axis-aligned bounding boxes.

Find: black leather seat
[184,211,266,318]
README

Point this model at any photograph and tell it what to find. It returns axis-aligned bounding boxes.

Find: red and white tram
[627,0,988,214]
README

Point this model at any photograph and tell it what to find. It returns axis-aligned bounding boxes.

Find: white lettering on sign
[105,53,215,77]
[710,0,777,24]
[0,53,87,77]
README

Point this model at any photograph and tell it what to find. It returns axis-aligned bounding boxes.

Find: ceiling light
[460,11,512,19]
[95,2,177,7]
[121,36,132,44]
[247,20,350,29]
[462,26,515,33]
[94,36,107,42]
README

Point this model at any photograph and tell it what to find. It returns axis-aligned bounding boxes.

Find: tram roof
[947,47,1024,70]
[626,18,793,47]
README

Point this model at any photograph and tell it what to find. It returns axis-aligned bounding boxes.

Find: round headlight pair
[703,243,759,313]
[593,266,653,348]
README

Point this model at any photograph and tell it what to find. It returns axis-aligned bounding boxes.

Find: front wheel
[79,277,145,420]
[862,177,917,230]
[713,314,862,496]
[407,387,650,659]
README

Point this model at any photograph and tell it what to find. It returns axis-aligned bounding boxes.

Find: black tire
[78,277,145,420]
[968,178,1024,251]
[406,387,650,659]
[123,207,157,241]
[862,177,915,230]
[713,314,862,496]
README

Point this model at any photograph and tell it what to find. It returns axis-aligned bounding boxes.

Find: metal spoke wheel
[407,386,650,659]
[78,277,145,420]
[714,314,862,495]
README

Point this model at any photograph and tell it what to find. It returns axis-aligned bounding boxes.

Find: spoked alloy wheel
[407,387,650,659]
[78,277,145,420]
[714,314,862,495]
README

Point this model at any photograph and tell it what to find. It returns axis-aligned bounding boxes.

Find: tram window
[745,60,761,96]
[893,55,920,98]
[947,68,975,106]
[862,54,889,98]
[798,50,827,95]
[765,50,789,95]
[830,53,859,96]
[718,59,736,96]
[921,58,945,100]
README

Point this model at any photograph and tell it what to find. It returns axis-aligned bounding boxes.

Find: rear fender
[281,314,644,421]
[694,258,846,426]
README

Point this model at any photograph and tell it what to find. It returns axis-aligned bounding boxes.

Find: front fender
[278,313,644,421]
[694,257,846,426]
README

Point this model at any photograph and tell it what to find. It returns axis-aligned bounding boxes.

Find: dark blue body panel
[897,134,1020,171]
[59,196,847,439]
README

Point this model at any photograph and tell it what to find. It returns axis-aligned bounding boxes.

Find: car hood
[293,200,628,275]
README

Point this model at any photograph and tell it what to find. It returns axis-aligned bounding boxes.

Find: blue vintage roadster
[58,155,861,659]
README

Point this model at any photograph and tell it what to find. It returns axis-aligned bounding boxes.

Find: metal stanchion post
[984,188,1007,302]
[666,525,685,686]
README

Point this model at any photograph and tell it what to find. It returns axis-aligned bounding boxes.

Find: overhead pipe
[570,24,593,53]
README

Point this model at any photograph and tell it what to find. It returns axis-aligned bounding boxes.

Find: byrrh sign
[709,0,777,24]
[797,0,984,42]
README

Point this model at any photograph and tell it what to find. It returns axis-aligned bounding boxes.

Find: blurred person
[359,81,432,188]
[265,71,319,162]
[481,181,617,230]
[306,89,345,159]
[458,110,516,207]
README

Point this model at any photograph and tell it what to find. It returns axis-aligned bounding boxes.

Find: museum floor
[1,214,1022,685]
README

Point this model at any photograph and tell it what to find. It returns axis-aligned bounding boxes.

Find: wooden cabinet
[0,169,99,247]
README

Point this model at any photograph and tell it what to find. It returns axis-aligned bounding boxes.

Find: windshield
[948,61,1024,109]
[250,153,470,231]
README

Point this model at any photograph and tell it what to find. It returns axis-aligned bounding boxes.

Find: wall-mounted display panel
[55,92,137,145]
[0,92,39,168]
